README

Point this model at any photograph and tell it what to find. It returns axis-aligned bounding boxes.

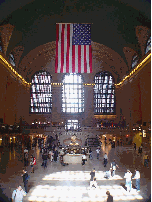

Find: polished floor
[0,140,151,202]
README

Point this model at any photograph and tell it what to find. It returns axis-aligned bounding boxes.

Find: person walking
[21,169,29,193]
[89,148,93,159]
[104,169,111,179]
[23,149,28,168]
[59,149,64,163]
[143,153,149,168]
[96,147,100,159]
[106,191,113,202]
[30,155,34,173]
[90,168,95,181]
[138,145,143,156]
[124,170,132,192]
[54,148,58,162]
[133,168,140,192]
[134,143,136,150]
[104,153,108,167]
[90,177,97,188]
[111,159,119,177]
[140,144,143,154]
[12,185,26,202]
[82,153,87,165]
[32,156,36,173]
[50,150,54,162]
[42,152,48,169]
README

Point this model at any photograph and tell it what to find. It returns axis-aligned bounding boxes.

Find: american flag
[55,23,92,73]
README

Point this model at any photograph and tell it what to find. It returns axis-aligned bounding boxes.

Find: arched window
[94,72,115,114]
[30,71,52,113]
[145,36,151,54]
[65,119,80,130]
[62,73,84,113]
[9,53,15,66]
[0,36,3,52]
[131,54,139,69]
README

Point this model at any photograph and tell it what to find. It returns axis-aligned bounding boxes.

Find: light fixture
[115,53,151,86]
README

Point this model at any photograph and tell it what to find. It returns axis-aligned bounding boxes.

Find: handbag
[30,162,33,165]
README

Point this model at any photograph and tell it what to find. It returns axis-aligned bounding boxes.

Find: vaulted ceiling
[0,0,151,81]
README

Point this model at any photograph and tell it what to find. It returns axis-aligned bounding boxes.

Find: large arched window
[145,36,151,54]
[131,54,139,69]
[62,73,84,113]
[94,72,115,114]
[30,71,52,113]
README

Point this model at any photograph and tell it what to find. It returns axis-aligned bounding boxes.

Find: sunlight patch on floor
[28,184,143,202]
[42,170,123,181]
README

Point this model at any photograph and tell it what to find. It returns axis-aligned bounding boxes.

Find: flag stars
[72,24,91,45]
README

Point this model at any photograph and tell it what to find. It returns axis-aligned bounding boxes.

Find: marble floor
[0,141,151,202]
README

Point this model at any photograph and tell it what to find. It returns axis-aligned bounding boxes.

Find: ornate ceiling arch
[18,41,128,83]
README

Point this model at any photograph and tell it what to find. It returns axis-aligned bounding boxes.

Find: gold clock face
[71,135,76,142]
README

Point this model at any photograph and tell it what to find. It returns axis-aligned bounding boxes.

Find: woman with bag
[32,157,36,173]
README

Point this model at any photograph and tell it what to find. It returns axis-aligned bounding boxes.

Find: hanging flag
[55,23,92,73]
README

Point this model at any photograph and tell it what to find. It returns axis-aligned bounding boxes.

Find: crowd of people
[11,135,149,202]
[89,168,114,201]
[89,166,141,202]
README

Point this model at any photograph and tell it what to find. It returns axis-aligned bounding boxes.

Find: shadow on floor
[120,182,138,191]
[27,181,35,193]
[120,182,127,191]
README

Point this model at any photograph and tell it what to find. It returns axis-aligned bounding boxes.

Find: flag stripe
[75,45,78,73]
[66,24,70,73]
[86,45,89,73]
[84,45,87,73]
[63,24,67,73]
[55,24,59,73]
[89,45,92,73]
[78,45,81,73]
[69,24,73,73]
[72,44,75,73]
[61,24,65,73]
[81,45,84,73]
[58,24,61,73]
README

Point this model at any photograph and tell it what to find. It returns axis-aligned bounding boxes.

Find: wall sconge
[143,130,146,137]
